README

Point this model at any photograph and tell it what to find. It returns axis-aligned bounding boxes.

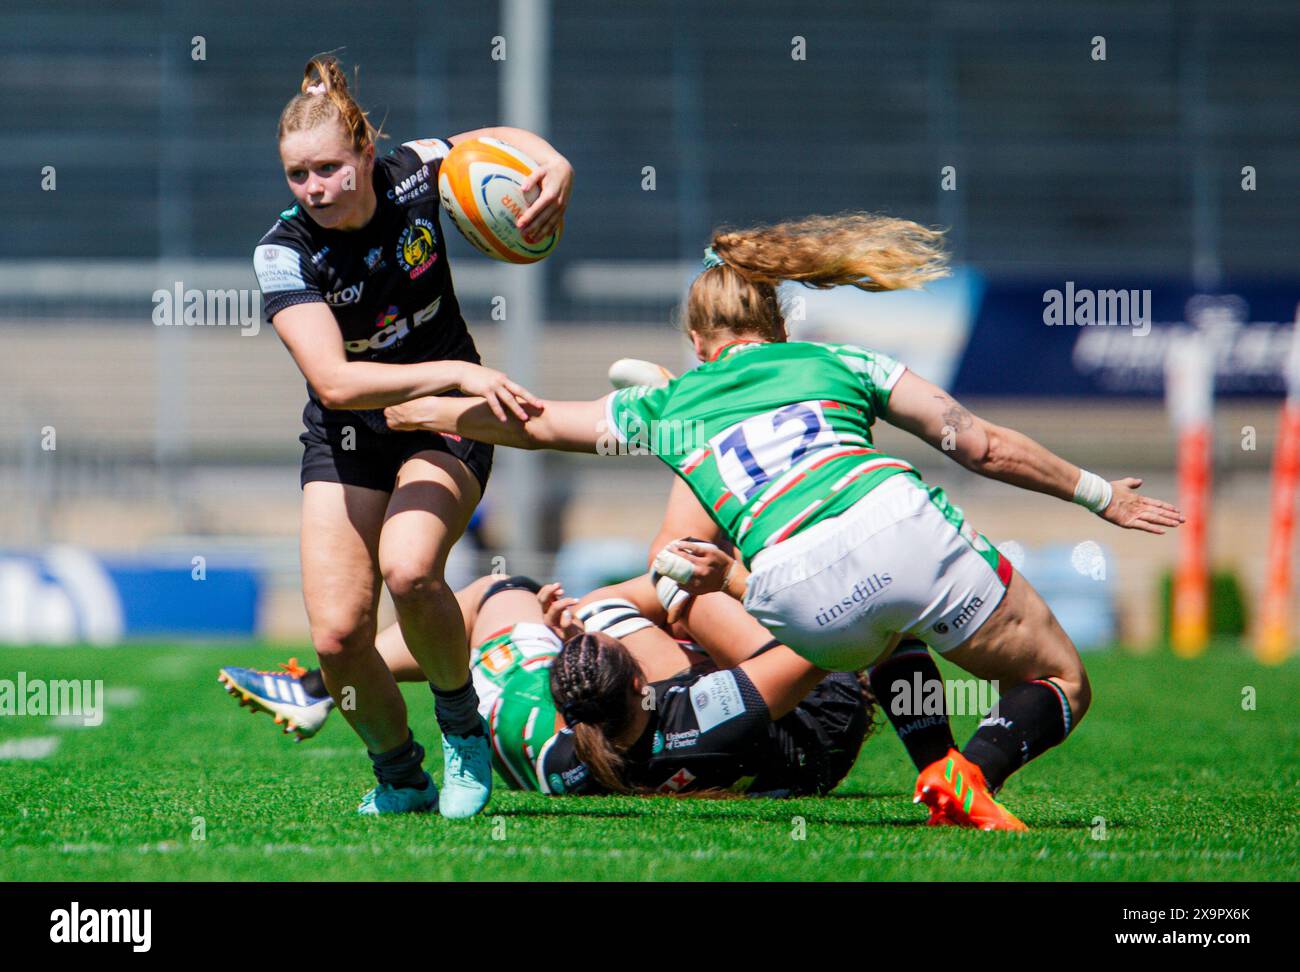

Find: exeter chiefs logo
[396,217,437,279]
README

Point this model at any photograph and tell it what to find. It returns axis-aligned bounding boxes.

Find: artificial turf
[0,643,1295,881]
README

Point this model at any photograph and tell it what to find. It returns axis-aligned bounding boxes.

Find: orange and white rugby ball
[437,137,563,263]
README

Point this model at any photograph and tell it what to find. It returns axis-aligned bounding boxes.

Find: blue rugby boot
[439,718,494,819]
[218,658,334,741]
[357,772,439,816]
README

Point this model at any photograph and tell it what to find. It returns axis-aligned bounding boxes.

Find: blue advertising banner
[950,282,1299,398]
[0,548,261,645]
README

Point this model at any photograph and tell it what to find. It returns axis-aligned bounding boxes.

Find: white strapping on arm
[1072,469,1113,513]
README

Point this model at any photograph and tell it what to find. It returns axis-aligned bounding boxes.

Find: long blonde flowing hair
[684,212,950,340]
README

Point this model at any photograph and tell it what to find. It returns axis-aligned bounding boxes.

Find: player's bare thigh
[942,568,1091,719]
[469,587,547,646]
[300,480,388,652]
[375,574,501,681]
[378,449,482,593]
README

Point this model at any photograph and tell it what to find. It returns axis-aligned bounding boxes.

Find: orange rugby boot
[914,749,1028,832]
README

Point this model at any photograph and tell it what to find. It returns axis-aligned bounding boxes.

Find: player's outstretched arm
[884,370,1184,534]
[385,394,606,454]
[271,303,539,418]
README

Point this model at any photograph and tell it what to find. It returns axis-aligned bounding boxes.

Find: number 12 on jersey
[709,401,837,502]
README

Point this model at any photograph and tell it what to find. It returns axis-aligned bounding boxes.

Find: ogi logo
[344,297,441,354]
[397,218,438,278]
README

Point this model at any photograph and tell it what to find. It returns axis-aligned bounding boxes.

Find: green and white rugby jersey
[470,622,563,791]
[605,340,919,565]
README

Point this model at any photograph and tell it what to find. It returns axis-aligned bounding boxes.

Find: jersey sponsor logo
[364,246,383,271]
[559,762,588,790]
[387,163,432,202]
[651,730,665,754]
[397,217,438,279]
[952,596,984,630]
[933,595,984,635]
[279,204,299,220]
[343,297,441,354]
[813,572,892,628]
[310,246,330,265]
[253,244,306,293]
[324,281,364,305]
[658,768,697,793]
[689,670,746,733]
[664,729,699,751]
[547,772,565,793]
[480,640,517,675]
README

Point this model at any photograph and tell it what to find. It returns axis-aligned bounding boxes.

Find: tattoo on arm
[934,395,974,433]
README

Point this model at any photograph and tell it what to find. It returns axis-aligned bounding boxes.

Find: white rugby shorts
[743,474,1012,671]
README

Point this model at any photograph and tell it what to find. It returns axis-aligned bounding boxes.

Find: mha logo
[814,573,892,627]
[932,596,984,635]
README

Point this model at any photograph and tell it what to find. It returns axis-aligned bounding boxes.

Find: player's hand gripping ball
[438,137,563,263]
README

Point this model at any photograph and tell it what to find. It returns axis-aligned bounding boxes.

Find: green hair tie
[701,246,725,270]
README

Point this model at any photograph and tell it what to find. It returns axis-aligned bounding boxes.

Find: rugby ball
[437,137,562,264]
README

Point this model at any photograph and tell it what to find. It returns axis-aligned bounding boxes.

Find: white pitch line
[0,736,60,760]
[106,687,142,707]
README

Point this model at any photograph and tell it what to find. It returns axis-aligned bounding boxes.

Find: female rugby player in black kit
[252,55,572,817]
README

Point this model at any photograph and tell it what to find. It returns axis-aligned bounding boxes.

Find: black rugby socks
[300,667,328,700]
[868,641,957,771]
[962,678,1072,793]
[367,730,428,789]
[431,677,485,737]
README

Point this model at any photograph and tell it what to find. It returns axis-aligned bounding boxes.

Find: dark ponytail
[550,633,644,795]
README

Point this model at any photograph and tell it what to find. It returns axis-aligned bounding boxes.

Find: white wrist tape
[652,548,693,584]
[1072,470,1113,513]
[653,573,692,617]
[651,541,718,585]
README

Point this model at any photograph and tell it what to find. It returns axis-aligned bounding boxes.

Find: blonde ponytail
[685,212,949,340]
[278,54,383,152]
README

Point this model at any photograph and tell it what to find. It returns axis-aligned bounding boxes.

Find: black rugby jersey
[253,138,481,418]
[537,666,778,795]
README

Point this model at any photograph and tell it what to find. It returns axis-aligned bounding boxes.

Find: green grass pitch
[0,643,1295,881]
